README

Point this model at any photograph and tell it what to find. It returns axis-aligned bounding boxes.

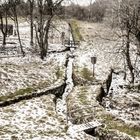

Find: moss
[77,86,89,105]
[15,87,34,95]
[0,126,13,134]
[80,86,88,92]
[48,111,55,116]
[11,135,18,140]
[55,67,64,79]
[47,106,54,111]
[37,119,46,124]
[0,81,50,102]
[86,108,93,114]
[69,19,84,42]
[108,123,140,138]
[0,87,34,102]
[78,93,88,105]
[81,67,94,81]
[36,81,49,89]
[47,130,59,135]
[101,114,140,138]
[72,114,85,124]
[4,108,16,113]
[64,125,69,133]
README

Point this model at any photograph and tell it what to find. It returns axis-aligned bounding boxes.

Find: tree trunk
[138,41,140,54]
[40,47,47,60]
[0,12,8,46]
[3,12,8,46]
[30,1,34,46]
[136,32,140,55]
[43,16,53,55]
[36,0,63,59]
[14,7,25,56]
[3,34,6,46]
[38,0,45,59]
[125,32,134,83]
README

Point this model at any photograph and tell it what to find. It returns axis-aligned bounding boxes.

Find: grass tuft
[0,87,34,102]
[0,81,50,102]
[70,19,84,42]
[101,114,140,138]
[81,67,94,81]
[55,67,64,79]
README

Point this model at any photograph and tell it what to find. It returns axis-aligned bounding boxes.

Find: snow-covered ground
[0,93,94,140]
[74,21,125,81]
[0,21,96,140]
[71,21,140,139]
[0,20,139,139]
[0,53,66,96]
[0,21,69,96]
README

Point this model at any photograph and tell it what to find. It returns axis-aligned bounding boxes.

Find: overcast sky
[72,0,95,6]
[63,0,95,6]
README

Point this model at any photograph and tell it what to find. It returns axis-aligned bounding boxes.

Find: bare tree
[86,0,107,22]
[111,0,140,83]
[0,1,9,46]
[9,0,25,56]
[88,0,93,21]
[35,0,64,59]
[64,0,107,22]
[28,0,34,46]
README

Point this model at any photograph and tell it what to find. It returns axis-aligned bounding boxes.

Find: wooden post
[93,64,95,76]
[61,32,65,45]
[91,57,97,77]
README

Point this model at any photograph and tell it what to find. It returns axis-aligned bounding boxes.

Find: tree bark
[38,0,45,59]
[36,0,63,59]
[3,34,6,46]
[29,0,34,46]
[0,12,8,46]
[136,32,140,55]
[14,6,25,56]
[125,31,134,83]
[43,16,53,55]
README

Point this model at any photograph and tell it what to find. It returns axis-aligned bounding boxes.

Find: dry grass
[0,81,50,102]
[99,113,140,138]
[69,19,84,42]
